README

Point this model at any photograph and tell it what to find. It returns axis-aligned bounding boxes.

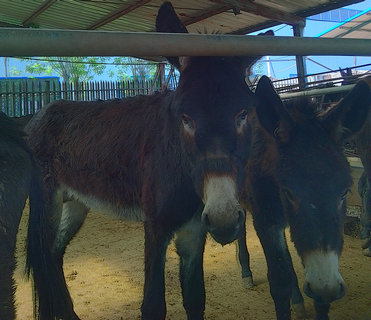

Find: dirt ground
[14,205,371,320]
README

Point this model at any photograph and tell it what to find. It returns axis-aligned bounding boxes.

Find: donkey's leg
[358,172,371,256]
[30,189,85,320]
[0,233,16,320]
[236,217,254,288]
[0,167,28,320]
[175,214,206,320]
[359,173,371,231]
[250,176,306,320]
[314,301,330,320]
[141,220,172,320]
[253,223,293,320]
[290,271,306,319]
[0,238,16,320]
[52,200,89,259]
[51,199,89,319]
[0,204,24,320]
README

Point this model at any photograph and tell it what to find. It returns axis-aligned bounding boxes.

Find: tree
[110,57,158,81]
[24,57,107,82]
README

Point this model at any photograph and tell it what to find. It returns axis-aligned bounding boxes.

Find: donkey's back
[26,93,171,214]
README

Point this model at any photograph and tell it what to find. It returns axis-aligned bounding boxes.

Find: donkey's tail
[25,159,55,319]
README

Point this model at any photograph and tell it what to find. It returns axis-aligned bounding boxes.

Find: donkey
[236,77,371,320]
[313,74,371,257]
[354,106,371,256]
[24,2,272,320]
[0,112,45,320]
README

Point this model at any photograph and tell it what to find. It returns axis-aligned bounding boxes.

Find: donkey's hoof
[242,276,254,289]
[292,302,307,319]
[362,248,371,257]
[361,237,371,249]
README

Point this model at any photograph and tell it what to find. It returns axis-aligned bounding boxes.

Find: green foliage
[22,56,170,82]
[9,67,21,77]
[112,57,158,81]
[24,57,107,83]
[253,62,264,75]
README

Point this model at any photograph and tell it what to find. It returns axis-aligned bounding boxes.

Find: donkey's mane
[0,112,31,153]
[0,112,26,138]
[283,97,321,124]
[196,28,221,35]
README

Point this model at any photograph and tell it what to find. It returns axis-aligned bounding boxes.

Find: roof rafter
[0,20,24,28]
[148,4,231,31]
[22,0,57,26]
[210,0,305,26]
[334,19,371,38]
[87,0,151,30]
[182,5,231,26]
[228,0,362,35]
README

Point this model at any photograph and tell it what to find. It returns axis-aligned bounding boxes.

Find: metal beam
[1,29,370,57]
[280,84,355,100]
[211,0,305,26]
[22,0,57,26]
[87,0,151,30]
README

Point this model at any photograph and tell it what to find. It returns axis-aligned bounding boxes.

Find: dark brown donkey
[352,76,371,256]
[24,2,268,320]
[0,112,45,320]
[236,77,371,320]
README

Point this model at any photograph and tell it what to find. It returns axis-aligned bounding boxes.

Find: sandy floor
[14,206,371,320]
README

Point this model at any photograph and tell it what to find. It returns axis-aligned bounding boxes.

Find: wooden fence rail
[0,78,177,117]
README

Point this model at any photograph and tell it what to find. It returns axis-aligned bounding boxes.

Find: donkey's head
[156,2,265,244]
[255,76,371,304]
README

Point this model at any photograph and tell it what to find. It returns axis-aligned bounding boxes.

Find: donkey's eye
[340,189,349,201]
[235,109,248,132]
[282,187,301,210]
[236,109,247,123]
[337,189,349,211]
[182,113,196,135]
[284,188,295,203]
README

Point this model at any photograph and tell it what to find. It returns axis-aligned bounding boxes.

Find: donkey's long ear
[320,79,371,142]
[156,2,188,70]
[255,75,292,143]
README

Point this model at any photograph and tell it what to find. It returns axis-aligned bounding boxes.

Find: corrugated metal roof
[319,8,371,38]
[0,0,364,34]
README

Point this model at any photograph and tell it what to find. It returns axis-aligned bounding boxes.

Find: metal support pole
[0,28,371,57]
[293,24,307,89]
[280,83,355,100]
[159,63,166,91]
[149,65,161,94]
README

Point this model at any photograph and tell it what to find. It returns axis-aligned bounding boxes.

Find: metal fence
[0,77,178,117]
[2,63,370,117]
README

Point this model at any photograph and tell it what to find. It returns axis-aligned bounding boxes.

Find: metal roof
[0,0,364,35]
[318,8,371,38]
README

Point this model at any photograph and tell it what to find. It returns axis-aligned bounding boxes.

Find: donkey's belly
[64,186,145,221]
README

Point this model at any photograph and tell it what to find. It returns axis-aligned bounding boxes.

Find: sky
[1,0,370,81]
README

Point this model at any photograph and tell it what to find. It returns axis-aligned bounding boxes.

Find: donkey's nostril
[337,282,346,299]
[304,282,314,299]
[202,213,211,229]
[237,209,245,223]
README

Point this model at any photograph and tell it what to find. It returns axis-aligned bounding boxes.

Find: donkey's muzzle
[304,280,345,303]
[303,250,346,304]
[202,208,245,245]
